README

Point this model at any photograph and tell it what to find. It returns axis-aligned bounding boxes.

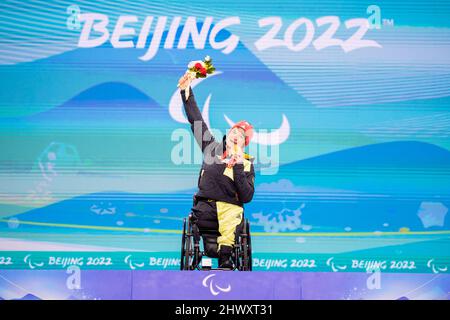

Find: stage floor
[0,269,448,300]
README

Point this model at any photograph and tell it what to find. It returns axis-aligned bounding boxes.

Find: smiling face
[226,126,246,150]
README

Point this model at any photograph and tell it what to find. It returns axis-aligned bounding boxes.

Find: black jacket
[180,88,255,206]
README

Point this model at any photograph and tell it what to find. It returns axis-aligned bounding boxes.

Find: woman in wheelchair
[178,72,255,270]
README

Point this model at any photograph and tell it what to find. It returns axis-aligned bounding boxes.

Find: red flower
[195,62,203,69]
[200,67,207,76]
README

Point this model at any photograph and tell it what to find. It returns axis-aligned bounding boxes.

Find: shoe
[218,245,234,269]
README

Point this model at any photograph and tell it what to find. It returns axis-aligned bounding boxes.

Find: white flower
[204,55,211,62]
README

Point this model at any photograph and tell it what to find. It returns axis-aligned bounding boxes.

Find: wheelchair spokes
[180,216,197,270]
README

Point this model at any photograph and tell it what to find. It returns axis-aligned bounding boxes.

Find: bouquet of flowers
[179,56,215,97]
[187,55,215,78]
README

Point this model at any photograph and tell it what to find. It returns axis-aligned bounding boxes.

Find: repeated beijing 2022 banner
[0,0,449,283]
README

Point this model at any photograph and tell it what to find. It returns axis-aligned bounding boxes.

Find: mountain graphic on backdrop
[11,293,42,300]
[253,140,450,232]
[19,81,174,126]
[257,140,450,191]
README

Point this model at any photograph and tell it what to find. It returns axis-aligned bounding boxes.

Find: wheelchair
[180,203,252,271]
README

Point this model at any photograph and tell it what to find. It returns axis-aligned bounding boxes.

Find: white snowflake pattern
[252,204,306,232]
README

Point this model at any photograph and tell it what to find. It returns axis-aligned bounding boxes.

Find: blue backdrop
[0,0,449,293]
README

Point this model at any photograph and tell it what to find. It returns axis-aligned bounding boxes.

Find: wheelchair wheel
[181,216,195,270]
[180,218,186,271]
[233,245,240,270]
[240,219,252,271]
[247,219,252,271]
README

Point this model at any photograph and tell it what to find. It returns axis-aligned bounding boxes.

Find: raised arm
[180,87,217,153]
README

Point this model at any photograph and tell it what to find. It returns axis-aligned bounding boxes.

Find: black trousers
[191,198,219,231]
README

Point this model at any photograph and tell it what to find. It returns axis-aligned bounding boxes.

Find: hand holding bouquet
[178,56,216,97]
